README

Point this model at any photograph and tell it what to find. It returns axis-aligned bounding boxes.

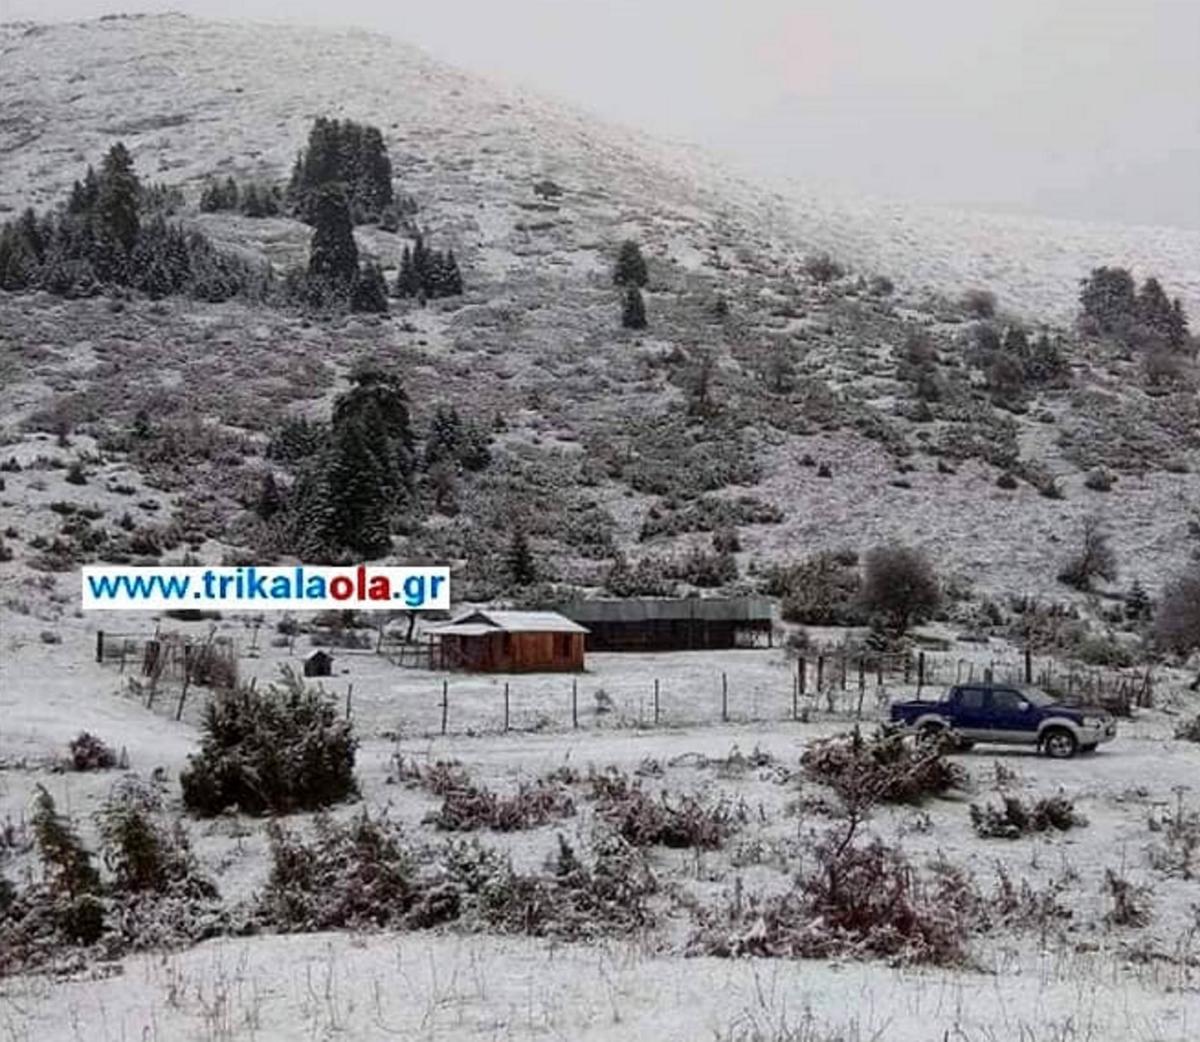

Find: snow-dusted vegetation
[2,13,1200,1041]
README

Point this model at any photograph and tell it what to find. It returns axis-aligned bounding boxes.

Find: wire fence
[98,629,1156,737]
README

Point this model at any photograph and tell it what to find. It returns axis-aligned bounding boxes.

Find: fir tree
[613,239,648,287]
[96,142,141,254]
[1168,299,1190,349]
[1136,277,1175,344]
[622,284,647,329]
[1125,578,1152,622]
[506,527,536,586]
[1079,266,1136,336]
[307,184,358,284]
[394,245,420,297]
[31,786,99,898]
[350,261,389,313]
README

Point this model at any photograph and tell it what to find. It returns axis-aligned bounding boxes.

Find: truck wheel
[1041,728,1078,759]
[918,723,945,746]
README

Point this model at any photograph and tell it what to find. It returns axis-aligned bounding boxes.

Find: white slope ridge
[1,13,1198,323]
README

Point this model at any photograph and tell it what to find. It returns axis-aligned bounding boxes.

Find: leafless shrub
[689,834,973,965]
[962,288,997,318]
[426,779,576,832]
[1148,795,1200,879]
[1103,868,1152,927]
[1057,513,1117,590]
[590,769,740,849]
[1174,715,1200,743]
[970,795,1087,839]
[804,254,844,284]
[800,730,966,807]
[1155,567,1200,656]
[859,543,940,636]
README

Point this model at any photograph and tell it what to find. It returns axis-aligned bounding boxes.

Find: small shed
[429,610,588,673]
[303,648,334,678]
[561,597,775,652]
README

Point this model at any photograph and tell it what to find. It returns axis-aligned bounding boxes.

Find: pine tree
[199,180,223,213]
[351,261,389,313]
[1167,298,1191,349]
[394,245,420,297]
[424,404,463,469]
[506,528,536,586]
[613,239,648,287]
[257,471,283,520]
[622,284,647,329]
[96,142,141,253]
[1079,266,1136,336]
[31,786,99,898]
[1125,578,1152,622]
[326,414,393,558]
[1136,277,1175,345]
[307,184,358,283]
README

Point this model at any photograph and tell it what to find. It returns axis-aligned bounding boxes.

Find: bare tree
[1057,513,1118,590]
[859,543,941,637]
[1155,567,1200,657]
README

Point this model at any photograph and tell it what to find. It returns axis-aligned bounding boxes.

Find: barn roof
[561,597,774,624]
[430,609,589,635]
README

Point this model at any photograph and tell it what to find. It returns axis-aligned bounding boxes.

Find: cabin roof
[430,609,589,635]
[561,597,774,624]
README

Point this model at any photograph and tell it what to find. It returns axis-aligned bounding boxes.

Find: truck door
[951,686,990,739]
[987,687,1034,743]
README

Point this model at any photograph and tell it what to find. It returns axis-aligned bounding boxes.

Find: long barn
[428,609,588,673]
[560,597,774,652]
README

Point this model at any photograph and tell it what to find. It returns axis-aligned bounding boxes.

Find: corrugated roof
[562,597,774,623]
[435,609,589,635]
[427,623,498,637]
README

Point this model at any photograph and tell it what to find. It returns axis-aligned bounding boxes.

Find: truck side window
[959,688,985,709]
[992,689,1024,711]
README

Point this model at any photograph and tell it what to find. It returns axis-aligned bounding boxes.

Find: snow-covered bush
[426,778,576,833]
[590,769,740,849]
[801,730,966,807]
[689,835,973,966]
[180,666,358,816]
[969,795,1087,839]
[68,731,117,771]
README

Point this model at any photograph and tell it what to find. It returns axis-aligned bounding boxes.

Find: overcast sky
[12,1,1200,229]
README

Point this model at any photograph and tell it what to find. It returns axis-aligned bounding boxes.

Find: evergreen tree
[622,284,647,329]
[326,414,394,558]
[424,404,463,469]
[307,185,358,283]
[1136,277,1175,344]
[199,180,223,213]
[1125,578,1152,622]
[394,245,420,297]
[96,142,141,253]
[331,367,416,491]
[350,261,389,313]
[1168,299,1191,349]
[257,471,283,520]
[506,527,536,586]
[1079,266,1136,336]
[613,239,648,287]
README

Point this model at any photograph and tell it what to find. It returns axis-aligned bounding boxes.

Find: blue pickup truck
[889,683,1117,758]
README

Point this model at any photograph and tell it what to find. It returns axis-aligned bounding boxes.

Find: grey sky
[12,0,1200,229]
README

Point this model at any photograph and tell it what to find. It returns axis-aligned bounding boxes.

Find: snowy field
[3,611,1200,1041]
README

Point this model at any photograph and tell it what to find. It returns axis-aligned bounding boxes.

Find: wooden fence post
[441,680,448,735]
[1024,647,1033,684]
[840,654,847,691]
[721,672,728,723]
[572,678,578,729]
[504,682,510,732]
[345,683,353,720]
[858,658,865,697]
[917,651,926,695]
[876,658,883,688]
[904,655,911,685]
[96,631,105,664]
[653,678,660,725]
[817,655,825,694]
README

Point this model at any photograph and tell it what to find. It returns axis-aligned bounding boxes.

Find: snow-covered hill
[2,13,1198,322]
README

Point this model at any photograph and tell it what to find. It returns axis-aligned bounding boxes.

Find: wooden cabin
[429,610,588,673]
[560,597,774,652]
